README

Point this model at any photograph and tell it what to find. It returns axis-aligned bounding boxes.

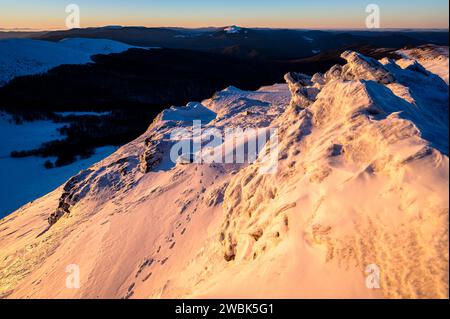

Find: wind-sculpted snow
[0,47,448,299]
[284,72,318,108]
[218,50,448,298]
[339,50,396,84]
[161,102,217,123]
[397,44,449,84]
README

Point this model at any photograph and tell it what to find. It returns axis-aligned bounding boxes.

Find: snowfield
[0,113,117,217]
[0,38,137,86]
[0,46,448,299]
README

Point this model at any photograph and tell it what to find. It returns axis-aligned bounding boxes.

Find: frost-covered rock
[284,72,318,108]
[324,64,342,82]
[311,72,326,87]
[340,50,395,84]
[48,169,93,226]
[139,137,164,173]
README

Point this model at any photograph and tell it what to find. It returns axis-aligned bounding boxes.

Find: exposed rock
[48,170,93,226]
[139,135,165,173]
[48,155,138,226]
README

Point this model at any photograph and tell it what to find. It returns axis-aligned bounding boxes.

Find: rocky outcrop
[311,72,326,87]
[339,50,395,84]
[324,64,343,82]
[284,72,319,108]
[48,170,92,226]
[139,135,165,174]
[48,156,137,226]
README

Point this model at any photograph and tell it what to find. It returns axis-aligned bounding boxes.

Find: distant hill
[0,38,136,86]
[34,26,449,60]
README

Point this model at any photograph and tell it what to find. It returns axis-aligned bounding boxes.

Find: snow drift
[397,44,449,84]
[0,46,448,299]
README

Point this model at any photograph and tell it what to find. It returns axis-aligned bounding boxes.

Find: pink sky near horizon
[0,0,448,30]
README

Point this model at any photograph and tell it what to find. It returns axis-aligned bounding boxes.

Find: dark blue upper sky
[1,0,448,30]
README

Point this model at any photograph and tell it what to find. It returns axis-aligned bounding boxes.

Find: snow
[223,26,242,34]
[161,102,216,123]
[0,113,117,217]
[397,45,449,84]
[0,113,64,157]
[0,146,117,219]
[0,46,448,299]
[0,38,137,86]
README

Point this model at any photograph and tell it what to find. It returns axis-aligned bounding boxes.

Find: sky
[0,0,448,30]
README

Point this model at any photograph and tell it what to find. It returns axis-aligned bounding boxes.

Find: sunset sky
[0,0,449,30]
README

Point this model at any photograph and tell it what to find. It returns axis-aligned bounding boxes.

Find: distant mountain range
[1,26,448,60]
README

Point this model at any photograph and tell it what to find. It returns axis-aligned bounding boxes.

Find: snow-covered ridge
[0,38,138,86]
[161,102,217,123]
[0,46,448,299]
[397,44,449,84]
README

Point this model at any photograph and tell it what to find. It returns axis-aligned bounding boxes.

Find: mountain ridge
[0,45,448,299]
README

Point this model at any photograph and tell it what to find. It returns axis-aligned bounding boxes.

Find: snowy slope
[0,47,448,299]
[0,38,137,86]
[0,113,117,218]
[397,44,449,84]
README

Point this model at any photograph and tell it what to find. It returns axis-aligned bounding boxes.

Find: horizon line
[1,25,449,33]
